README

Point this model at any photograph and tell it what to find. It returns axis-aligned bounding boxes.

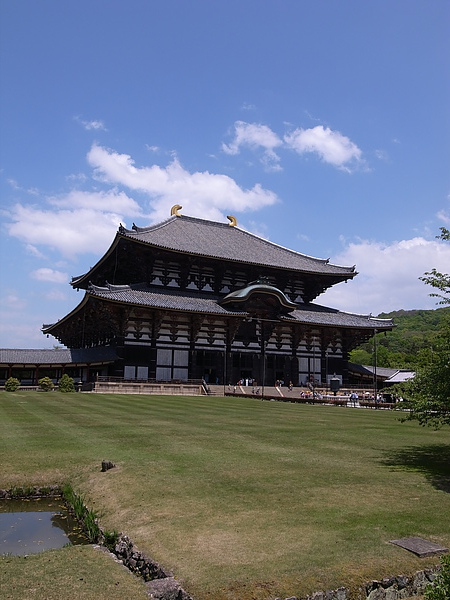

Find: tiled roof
[88,283,244,316]
[359,364,416,382]
[287,305,393,330]
[0,347,118,365]
[385,370,415,383]
[119,215,356,276]
[87,283,393,330]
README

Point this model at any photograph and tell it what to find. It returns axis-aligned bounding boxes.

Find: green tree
[398,323,450,427]
[349,308,449,369]
[425,554,450,600]
[58,374,75,392]
[348,348,372,365]
[4,377,20,392]
[419,227,450,305]
[38,377,54,391]
[399,229,450,427]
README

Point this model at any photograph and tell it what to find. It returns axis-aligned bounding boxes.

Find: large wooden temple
[37,207,393,388]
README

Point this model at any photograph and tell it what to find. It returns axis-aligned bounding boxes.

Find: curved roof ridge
[123,215,177,234]
[288,302,394,325]
[220,279,298,311]
[233,223,355,271]
[367,316,395,323]
[88,282,131,293]
[123,213,356,273]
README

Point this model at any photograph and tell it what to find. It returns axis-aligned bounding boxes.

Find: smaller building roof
[385,370,415,383]
[0,347,118,366]
[349,363,415,383]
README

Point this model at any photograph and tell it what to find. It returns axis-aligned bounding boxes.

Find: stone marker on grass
[389,537,448,557]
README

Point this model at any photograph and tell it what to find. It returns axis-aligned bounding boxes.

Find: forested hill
[350,306,450,368]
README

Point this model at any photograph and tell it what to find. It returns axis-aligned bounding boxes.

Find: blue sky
[1,0,449,349]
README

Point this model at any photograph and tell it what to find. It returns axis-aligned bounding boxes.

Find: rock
[146,576,193,599]
[101,460,115,472]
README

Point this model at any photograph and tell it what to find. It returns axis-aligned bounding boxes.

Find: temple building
[30,208,392,388]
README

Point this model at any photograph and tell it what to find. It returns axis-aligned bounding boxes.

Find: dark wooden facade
[40,212,393,387]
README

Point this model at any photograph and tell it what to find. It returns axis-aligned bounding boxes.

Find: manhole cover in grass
[0,497,88,556]
[390,537,449,557]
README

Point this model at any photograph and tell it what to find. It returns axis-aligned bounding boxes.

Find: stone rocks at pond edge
[0,485,61,499]
[114,535,168,581]
[112,535,193,599]
[275,566,440,600]
[145,576,193,600]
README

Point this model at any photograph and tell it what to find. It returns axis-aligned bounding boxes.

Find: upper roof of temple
[123,215,355,274]
[72,213,356,287]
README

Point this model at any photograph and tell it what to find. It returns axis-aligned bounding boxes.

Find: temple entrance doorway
[202,368,218,384]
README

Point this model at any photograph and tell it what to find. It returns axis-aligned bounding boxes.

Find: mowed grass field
[0,391,449,600]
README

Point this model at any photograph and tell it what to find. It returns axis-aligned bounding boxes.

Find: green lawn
[1,391,449,600]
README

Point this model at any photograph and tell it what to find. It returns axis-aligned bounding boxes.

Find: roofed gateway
[34,209,392,389]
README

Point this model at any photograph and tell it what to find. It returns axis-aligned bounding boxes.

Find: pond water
[0,497,88,555]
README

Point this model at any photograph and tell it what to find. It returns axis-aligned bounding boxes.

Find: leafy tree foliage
[4,377,20,392]
[397,320,450,427]
[397,228,450,428]
[58,374,75,392]
[425,554,450,600]
[350,228,449,427]
[38,376,54,391]
[419,227,450,305]
[349,307,449,369]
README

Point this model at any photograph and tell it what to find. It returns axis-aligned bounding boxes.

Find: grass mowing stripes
[0,391,449,600]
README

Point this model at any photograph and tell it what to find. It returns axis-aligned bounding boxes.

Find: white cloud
[222,121,364,173]
[26,244,46,259]
[374,149,389,161]
[87,144,279,223]
[75,116,107,131]
[7,178,40,195]
[5,145,279,260]
[222,121,283,172]
[6,189,145,258]
[31,268,68,284]
[2,292,27,311]
[42,289,68,301]
[8,204,125,258]
[284,125,362,171]
[437,204,450,225]
[66,172,88,183]
[49,189,142,214]
[318,236,450,315]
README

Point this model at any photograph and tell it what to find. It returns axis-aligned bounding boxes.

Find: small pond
[0,497,88,555]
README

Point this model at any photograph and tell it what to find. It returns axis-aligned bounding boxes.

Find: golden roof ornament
[171,204,182,217]
[227,215,237,227]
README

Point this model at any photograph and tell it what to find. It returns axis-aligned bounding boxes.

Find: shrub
[103,529,120,551]
[58,373,75,392]
[425,554,450,600]
[38,376,54,391]
[4,377,20,392]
